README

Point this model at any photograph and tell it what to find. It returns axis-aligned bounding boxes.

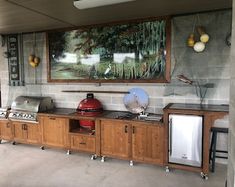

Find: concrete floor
[0,141,227,187]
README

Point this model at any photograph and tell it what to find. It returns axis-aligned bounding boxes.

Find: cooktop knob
[28,114,34,119]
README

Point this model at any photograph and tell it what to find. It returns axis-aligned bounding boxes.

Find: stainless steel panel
[9,96,54,122]
[11,96,54,112]
[169,114,203,167]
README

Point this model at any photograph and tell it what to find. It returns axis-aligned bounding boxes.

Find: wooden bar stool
[209,127,228,172]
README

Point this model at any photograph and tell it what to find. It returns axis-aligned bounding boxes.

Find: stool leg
[211,131,217,173]
[209,132,215,163]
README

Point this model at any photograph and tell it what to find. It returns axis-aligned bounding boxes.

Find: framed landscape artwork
[47,17,171,83]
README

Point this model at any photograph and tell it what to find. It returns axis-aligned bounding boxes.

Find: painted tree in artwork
[48,32,68,62]
[73,20,166,60]
[49,19,167,80]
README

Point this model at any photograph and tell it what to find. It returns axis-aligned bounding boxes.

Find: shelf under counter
[69,128,95,135]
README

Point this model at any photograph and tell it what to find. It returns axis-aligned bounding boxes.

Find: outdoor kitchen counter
[163,103,229,177]
[164,103,229,112]
[37,108,164,161]
[38,108,164,124]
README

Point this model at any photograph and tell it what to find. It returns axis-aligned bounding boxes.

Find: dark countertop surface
[44,108,77,115]
[164,103,229,112]
[39,103,229,123]
[38,108,163,123]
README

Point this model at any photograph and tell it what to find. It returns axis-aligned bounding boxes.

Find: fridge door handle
[169,118,172,156]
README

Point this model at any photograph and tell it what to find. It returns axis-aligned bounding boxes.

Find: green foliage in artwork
[49,19,167,80]
[48,32,68,62]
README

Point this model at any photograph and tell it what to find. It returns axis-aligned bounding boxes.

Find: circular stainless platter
[123,88,149,114]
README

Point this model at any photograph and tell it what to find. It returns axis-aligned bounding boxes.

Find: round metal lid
[123,88,149,114]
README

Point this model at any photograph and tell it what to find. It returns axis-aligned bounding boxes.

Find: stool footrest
[215,150,228,153]
[215,156,228,159]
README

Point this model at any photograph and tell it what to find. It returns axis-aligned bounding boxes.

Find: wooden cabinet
[163,103,229,176]
[0,120,13,141]
[12,121,40,144]
[27,123,40,144]
[100,119,164,164]
[70,134,95,153]
[40,116,69,148]
[68,118,97,154]
[13,122,25,141]
[101,120,130,159]
[132,122,164,165]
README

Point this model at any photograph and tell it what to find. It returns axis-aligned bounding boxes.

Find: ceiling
[0,0,232,34]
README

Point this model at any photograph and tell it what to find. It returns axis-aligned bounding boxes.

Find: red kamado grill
[77,93,103,130]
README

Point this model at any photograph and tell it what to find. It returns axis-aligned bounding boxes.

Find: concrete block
[111,96,124,105]
[229,109,235,135]
[154,107,163,114]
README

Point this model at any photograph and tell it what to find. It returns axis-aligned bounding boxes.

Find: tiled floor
[0,141,227,187]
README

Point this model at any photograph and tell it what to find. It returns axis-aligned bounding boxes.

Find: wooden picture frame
[47,17,171,83]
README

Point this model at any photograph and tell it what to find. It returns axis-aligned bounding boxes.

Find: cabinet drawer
[71,135,95,153]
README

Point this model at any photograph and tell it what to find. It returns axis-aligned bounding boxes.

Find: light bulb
[200,34,209,43]
[193,42,205,52]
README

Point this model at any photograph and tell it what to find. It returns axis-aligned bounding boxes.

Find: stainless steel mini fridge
[169,114,203,167]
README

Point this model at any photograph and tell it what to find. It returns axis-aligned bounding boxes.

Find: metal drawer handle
[6,123,10,128]
[169,118,172,156]
[49,117,56,120]
[21,124,27,130]
[125,125,128,133]
[132,126,135,134]
[79,142,86,145]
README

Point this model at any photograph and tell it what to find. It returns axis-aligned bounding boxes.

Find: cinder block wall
[0,10,231,114]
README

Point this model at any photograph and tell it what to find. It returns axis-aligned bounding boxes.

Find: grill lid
[11,96,54,112]
[77,93,103,116]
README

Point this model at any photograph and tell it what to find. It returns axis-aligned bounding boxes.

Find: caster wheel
[91,154,97,160]
[40,146,44,150]
[66,150,71,155]
[12,141,16,145]
[200,172,208,180]
[101,156,105,162]
[129,160,134,166]
[165,166,170,173]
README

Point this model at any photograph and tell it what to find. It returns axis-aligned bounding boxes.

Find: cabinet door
[13,122,26,142]
[41,116,67,147]
[0,120,13,140]
[101,120,129,159]
[26,124,40,144]
[132,123,164,164]
[132,124,146,161]
[145,125,164,164]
